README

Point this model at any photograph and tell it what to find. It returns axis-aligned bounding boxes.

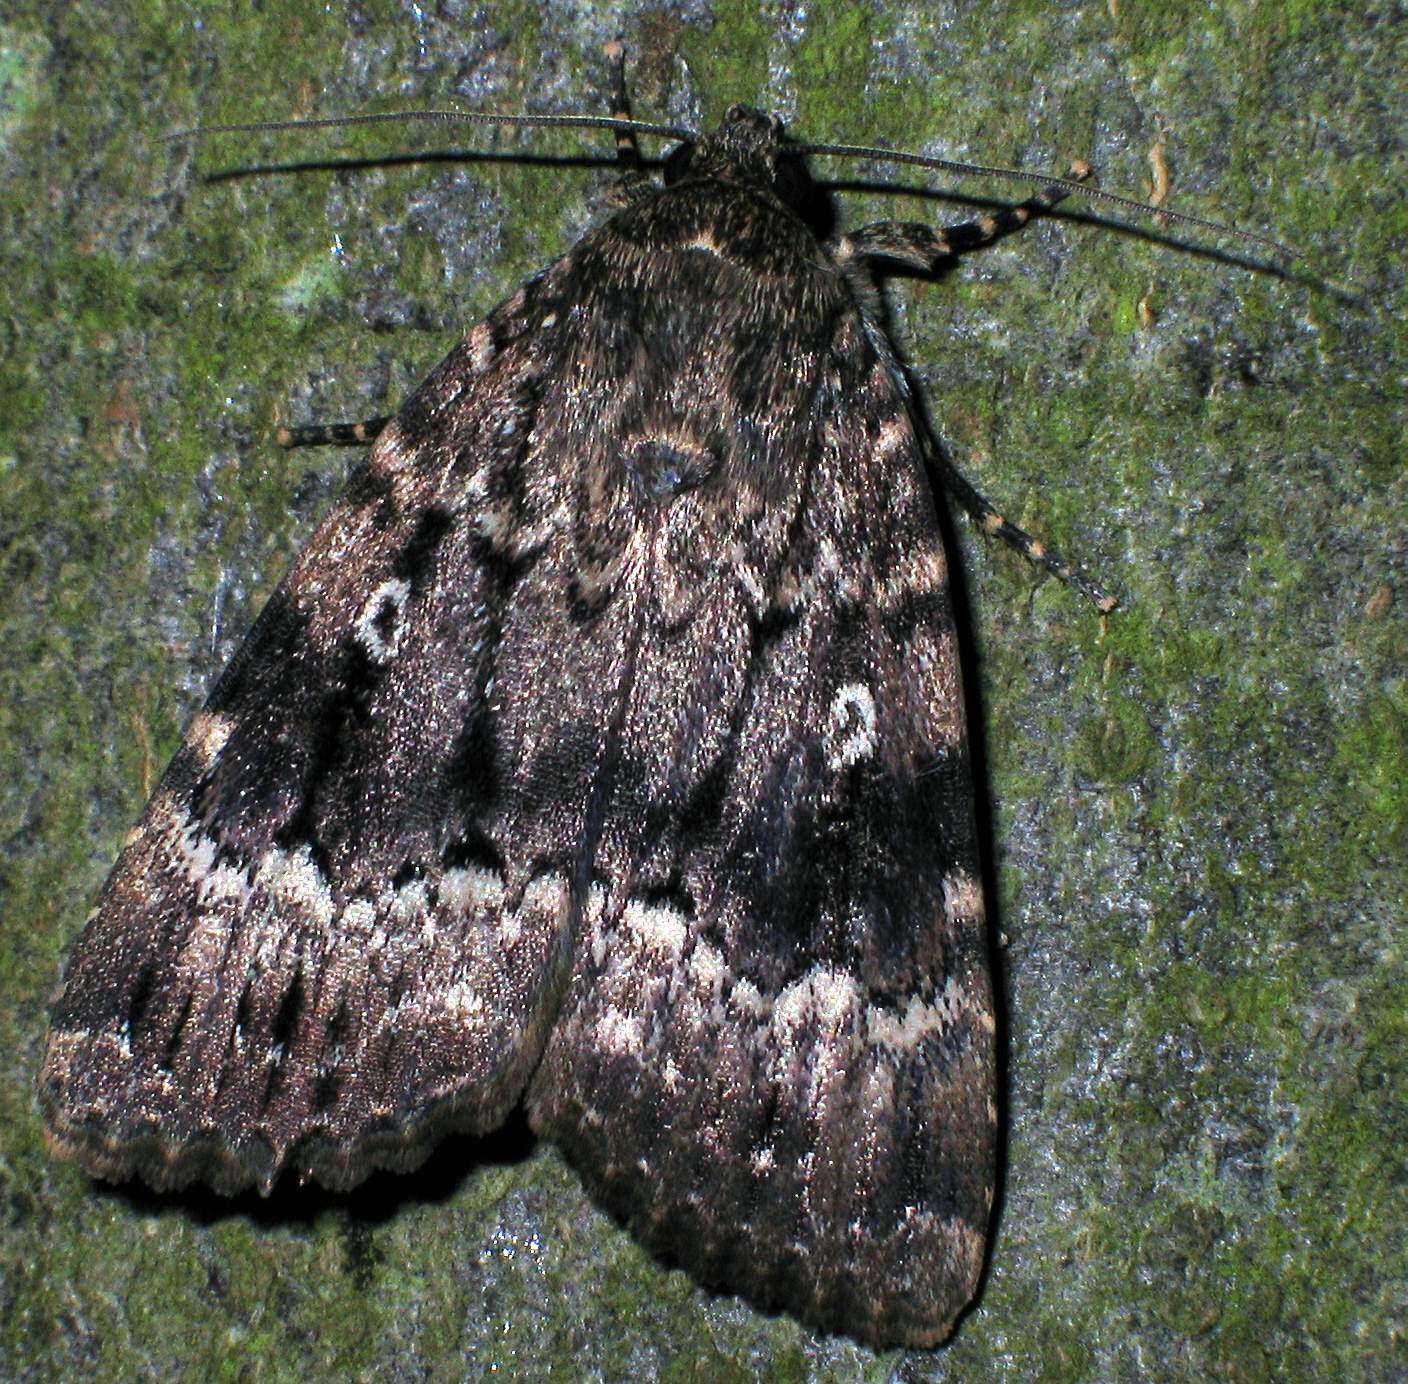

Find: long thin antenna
[165,109,692,146]
[167,106,1297,265]
[795,140,1298,263]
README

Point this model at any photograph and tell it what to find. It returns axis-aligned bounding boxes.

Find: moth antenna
[795,140,1299,264]
[603,39,643,171]
[164,109,693,147]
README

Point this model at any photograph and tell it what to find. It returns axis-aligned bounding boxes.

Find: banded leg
[601,40,651,204]
[276,417,391,449]
[603,39,641,172]
[937,459,1117,613]
[280,45,648,454]
[839,164,1116,610]
[836,161,1091,273]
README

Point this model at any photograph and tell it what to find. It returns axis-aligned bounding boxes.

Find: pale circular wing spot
[824,682,879,770]
[355,578,412,664]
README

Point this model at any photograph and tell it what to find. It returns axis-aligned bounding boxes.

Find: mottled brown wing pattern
[525,199,990,1347]
[42,106,993,1349]
[38,261,613,1193]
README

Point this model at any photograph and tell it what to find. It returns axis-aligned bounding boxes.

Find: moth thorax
[665,105,801,193]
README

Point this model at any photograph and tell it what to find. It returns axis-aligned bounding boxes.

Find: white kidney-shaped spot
[355,578,411,663]
[824,682,879,770]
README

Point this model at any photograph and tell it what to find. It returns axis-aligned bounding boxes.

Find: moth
[39,53,1282,1348]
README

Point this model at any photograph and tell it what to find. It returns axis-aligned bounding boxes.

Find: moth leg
[836,162,1091,273]
[935,455,1118,612]
[275,416,392,449]
[604,40,641,172]
[838,166,1115,610]
[601,40,652,205]
[276,43,653,457]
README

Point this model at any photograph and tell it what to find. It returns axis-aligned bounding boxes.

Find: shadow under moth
[39,53,1286,1349]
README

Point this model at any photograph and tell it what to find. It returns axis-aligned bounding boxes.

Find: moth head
[664,105,816,211]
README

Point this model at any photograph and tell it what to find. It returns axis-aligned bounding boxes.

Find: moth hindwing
[40,79,1101,1349]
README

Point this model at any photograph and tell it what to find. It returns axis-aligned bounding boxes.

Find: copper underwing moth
[38,49,1289,1348]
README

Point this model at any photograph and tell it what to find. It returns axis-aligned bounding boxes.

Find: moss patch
[2,1,1403,1379]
